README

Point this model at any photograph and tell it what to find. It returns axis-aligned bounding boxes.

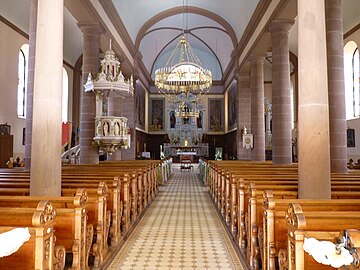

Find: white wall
[0,21,75,160]
[0,21,27,159]
[345,28,360,161]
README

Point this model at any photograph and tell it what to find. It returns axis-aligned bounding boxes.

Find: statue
[103,122,109,136]
[243,126,248,135]
[114,122,120,136]
[97,121,102,136]
[197,111,203,129]
[170,112,176,128]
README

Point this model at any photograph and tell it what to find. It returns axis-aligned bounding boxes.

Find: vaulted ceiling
[1,0,360,89]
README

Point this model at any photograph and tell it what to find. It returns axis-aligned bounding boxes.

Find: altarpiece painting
[208,98,224,131]
[150,98,164,131]
[135,82,145,129]
[227,81,237,130]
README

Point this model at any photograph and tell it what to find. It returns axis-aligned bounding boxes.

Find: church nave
[107,165,244,270]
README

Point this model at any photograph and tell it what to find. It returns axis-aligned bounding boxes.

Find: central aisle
[108,165,243,270]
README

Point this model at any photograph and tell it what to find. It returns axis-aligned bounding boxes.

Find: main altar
[163,93,208,162]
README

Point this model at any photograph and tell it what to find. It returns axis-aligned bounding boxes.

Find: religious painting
[227,81,237,130]
[347,128,355,147]
[208,98,224,131]
[135,82,145,129]
[150,98,164,131]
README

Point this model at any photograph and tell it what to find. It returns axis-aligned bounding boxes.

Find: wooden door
[0,135,13,167]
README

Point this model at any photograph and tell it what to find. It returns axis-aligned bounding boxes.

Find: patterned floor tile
[107,165,244,270]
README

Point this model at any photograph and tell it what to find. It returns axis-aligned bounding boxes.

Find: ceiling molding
[188,32,224,76]
[97,0,153,86]
[98,0,136,56]
[222,56,236,87]
[221,1,273,85]
[235,0,272,56]
[81,0,136,77]
[0,15,28,39]
[135,6,237,50]
[190,26,229,35]
[148,31,224,78]
[149,33,183,78]
[238,0,295,72]
[344,22,360,39]
[138,60,151,89]
[144,27,183,38]
[1,15,75,70]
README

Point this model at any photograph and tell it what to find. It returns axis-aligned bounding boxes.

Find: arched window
[62,67,69,123]
[344,41,359,119]
[17,44,29,118]
[352,48,359,117]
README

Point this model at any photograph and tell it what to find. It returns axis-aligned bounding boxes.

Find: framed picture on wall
[208,98,224,131]
[150,98,164,131]
[347,128,355,147]
[135,82,146,129]
[227,81,237,130]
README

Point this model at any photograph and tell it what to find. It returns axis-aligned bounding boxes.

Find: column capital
[268,19,295,33]
[248,54,266,64]
[234,70,250,82]
[77,22,103,35]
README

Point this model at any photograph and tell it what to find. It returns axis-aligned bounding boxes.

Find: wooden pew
[203,159,360,269]
[286,203,360,270]
[0,183,108,269]
[68,182,109,268]
[0,173,125,250]
[0,201,66,270]
[0,161,160,268]
[209,172,360,269]
[242,182,360,269]
[0,170,139,246]
[262,191,360,270]
[0,189,92,270]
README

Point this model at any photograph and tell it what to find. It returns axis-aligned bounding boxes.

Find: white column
[298,0,331,199]
[30,0,63,196]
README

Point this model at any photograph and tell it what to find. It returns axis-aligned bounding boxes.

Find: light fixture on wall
[154,0,212,99]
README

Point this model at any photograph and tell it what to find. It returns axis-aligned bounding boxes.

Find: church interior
[1,0,360,269]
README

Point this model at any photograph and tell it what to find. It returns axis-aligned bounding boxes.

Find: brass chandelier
[154,1,212,98]
[154,36,212,97]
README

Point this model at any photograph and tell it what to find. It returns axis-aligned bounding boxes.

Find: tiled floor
[108,165,243,270]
